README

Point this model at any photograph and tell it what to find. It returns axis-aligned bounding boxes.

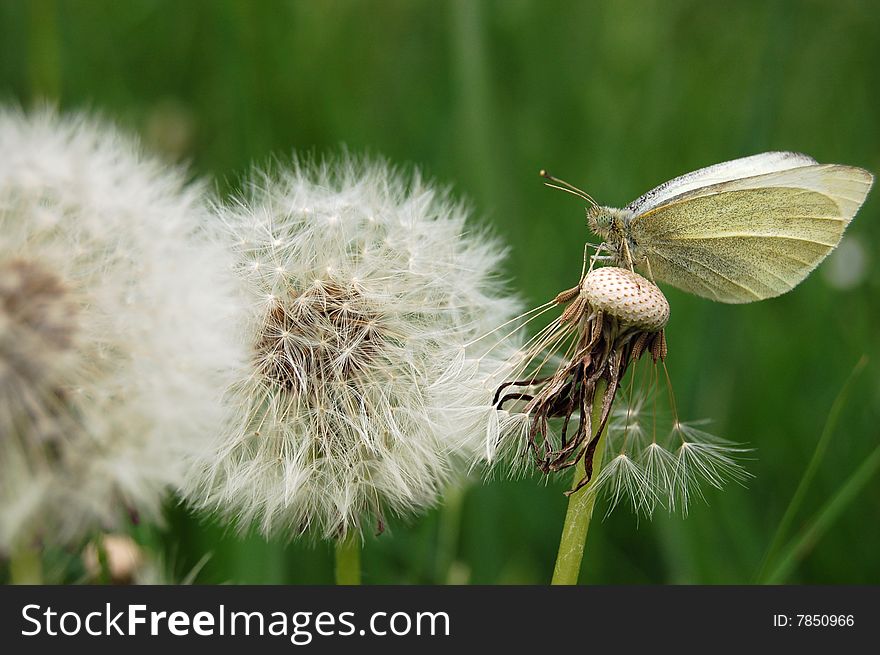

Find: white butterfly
[546,152,874,303]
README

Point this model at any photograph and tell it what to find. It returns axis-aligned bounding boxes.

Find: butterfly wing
[629,164,874,303]
[626,152,818,216]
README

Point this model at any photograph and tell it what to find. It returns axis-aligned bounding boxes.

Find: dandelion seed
[580,393,752,517]
[0,109,242,553]
[592,453,655,516]
[637,442,676,512]
[670,423,752,514]
[186,157,522,539]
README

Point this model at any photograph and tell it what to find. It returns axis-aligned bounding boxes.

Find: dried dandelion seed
[186,157,521,540]
[0,109,243,555]
[495,266,669,493]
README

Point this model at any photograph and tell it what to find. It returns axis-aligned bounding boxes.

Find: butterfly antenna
[539,169,598,208]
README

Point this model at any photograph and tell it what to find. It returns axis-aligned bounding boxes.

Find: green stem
[435,484,466,584]
[9,545,43,585]
[551,379,609,585]
[334,535,361,585]
[755,356,867,582]
[763,444,880,584]
[94,534,113,584]
[27,0,61,102]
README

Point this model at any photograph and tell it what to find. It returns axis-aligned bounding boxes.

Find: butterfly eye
[587,206,612,234]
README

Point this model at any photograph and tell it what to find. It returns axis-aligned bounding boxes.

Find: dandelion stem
[334,535,361,585]
[27,0,61,101]
[9,545,43,585]
[551,379,609,585]
[435,484,466,584]
[94,534,113,584]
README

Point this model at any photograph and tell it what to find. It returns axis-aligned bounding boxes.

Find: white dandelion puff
[186,157,522,539]
[0,108,243,553]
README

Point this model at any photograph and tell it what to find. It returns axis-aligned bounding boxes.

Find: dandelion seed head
[187,157,522,539]
[0,258,77,387]
[0,109,243,552]
[581,266,670,331]
[492,255,751,517]
[492,267,670,492]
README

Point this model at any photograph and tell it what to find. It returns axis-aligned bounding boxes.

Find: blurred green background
[1,0,878,584]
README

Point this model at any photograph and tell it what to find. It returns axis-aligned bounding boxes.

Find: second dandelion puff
[187,158,522,539]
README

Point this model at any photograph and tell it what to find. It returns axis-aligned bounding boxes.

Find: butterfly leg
[643,256,657,283]
[619,239,637,274]
[579,241,590,280]
[587,242,612,274]
[619,239,648,295]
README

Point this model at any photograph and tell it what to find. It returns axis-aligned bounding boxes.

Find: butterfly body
[587,205,640,269]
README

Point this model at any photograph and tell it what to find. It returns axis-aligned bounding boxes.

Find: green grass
[755,356,868,582]
[1,0,878,584]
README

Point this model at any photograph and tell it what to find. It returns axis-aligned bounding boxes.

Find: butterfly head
[539,170,635,257]
[587,205,630,241]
